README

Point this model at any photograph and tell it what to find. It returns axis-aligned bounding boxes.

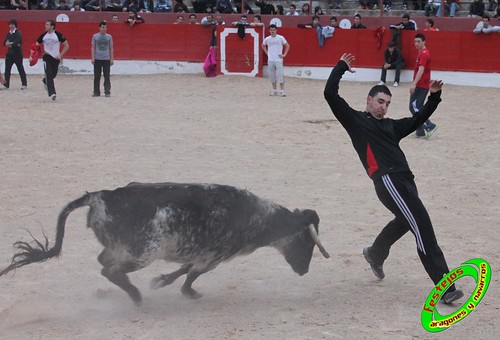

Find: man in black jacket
[3,19,27,90]
[379,41,405,87]
[324,53,464,305]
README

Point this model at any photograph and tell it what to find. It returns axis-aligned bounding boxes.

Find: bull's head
[280,209,330,275]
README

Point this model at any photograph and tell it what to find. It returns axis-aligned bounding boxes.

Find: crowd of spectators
[0,0,498,19]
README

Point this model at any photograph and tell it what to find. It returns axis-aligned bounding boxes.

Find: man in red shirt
[410,33,437,139]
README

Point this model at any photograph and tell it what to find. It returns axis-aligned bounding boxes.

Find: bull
[0,182,329,305]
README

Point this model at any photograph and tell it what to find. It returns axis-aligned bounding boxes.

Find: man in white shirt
[30,20,70,101]
[286,4,299,15]
[262,24,290,97]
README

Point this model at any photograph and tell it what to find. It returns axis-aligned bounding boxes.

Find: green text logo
[421,258,491,332]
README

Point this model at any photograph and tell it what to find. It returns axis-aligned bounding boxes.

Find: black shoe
[363,247,385,279]
[105,93,110,97]
[441,289,464,304]
[92,93,100,97]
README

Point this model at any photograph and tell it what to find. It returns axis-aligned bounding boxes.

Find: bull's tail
[0,193,92,277]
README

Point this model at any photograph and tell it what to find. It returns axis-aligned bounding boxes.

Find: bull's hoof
[181,286,202,299]
[129,289,142,306]
[150,274,176,290]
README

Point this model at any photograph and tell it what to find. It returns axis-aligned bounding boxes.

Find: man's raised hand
[340,53,356,73]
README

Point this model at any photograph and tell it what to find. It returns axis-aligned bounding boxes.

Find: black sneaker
[441,289,464,304]
[92,93,100,97]
[416,129,426,138]
[363,247,385,279]
[424,124,438,139]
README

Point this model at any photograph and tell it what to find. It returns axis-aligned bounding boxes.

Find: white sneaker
[393,82,399,87]
[21,86,27,90]
[269,90,277,96]
[51,94,56,101]
[378,81,385,86]
[280,90,286,97]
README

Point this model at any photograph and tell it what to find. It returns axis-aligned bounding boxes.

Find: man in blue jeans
[410,33,438,138]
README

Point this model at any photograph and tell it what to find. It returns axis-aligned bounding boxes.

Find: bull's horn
[308,225,330,259]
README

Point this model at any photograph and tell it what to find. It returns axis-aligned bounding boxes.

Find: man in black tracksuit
[324,53,463,305]
[3,19,27,90]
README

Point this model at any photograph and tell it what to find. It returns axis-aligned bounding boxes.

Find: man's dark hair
[269,24,277,29]
[368,85,392,98]
[387,41,396,48]
[47,20,56,28]
[426,18,434,27]
[354,13,361,19]
[330,16,337,21]
[99,20,107,27]
[402,14,410,20]
[483,14,491,21]
[254,15,262,21]
[415,33,426,41]
[312,15,320,21]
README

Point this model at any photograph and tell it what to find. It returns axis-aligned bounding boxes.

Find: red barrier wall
[3,21,500,73]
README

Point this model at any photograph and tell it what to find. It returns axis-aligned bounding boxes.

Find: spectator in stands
[56,0,71,9]
[424,18,439,30]
[424,0,438,16]
[155,0,171,12]
[231,14,248,25]
[402,0,422,10]
[250,14,264,26]
[191,0,205,12]
[71,2,85,10]
[85,0,101,11]
[301,3,311,15]
[379,41,405,87]
[138,0,154,12]
[468,0,485,17]
[328,0,342,9]
[359,0,372,10]
[112,15,119,22]
[383,0,392,11]
[126,10,145,25]
[38,0,56,9]
[487,0,496,11]
[314,6,324,15]
[234,0,253,14]
[329,16,340,29]
[473,14,500,32]
[276,4,284,15]
[352,13,367,29]
[392,13,417,30]
[10,0,28,9]
[104,0,124,11]
[189,13,200,24]
[201,13,215,25]
[215,0,234,13]
[297,15,321,28]
[287,4,299,15]
[174,15,184,23]
[425,0,458,17]
[255,0,276,14]
[174,0,189,12]
[494,0,500,18]
[122,0,138,11]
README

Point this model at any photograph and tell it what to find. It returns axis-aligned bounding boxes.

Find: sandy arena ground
[0,73,499,339]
